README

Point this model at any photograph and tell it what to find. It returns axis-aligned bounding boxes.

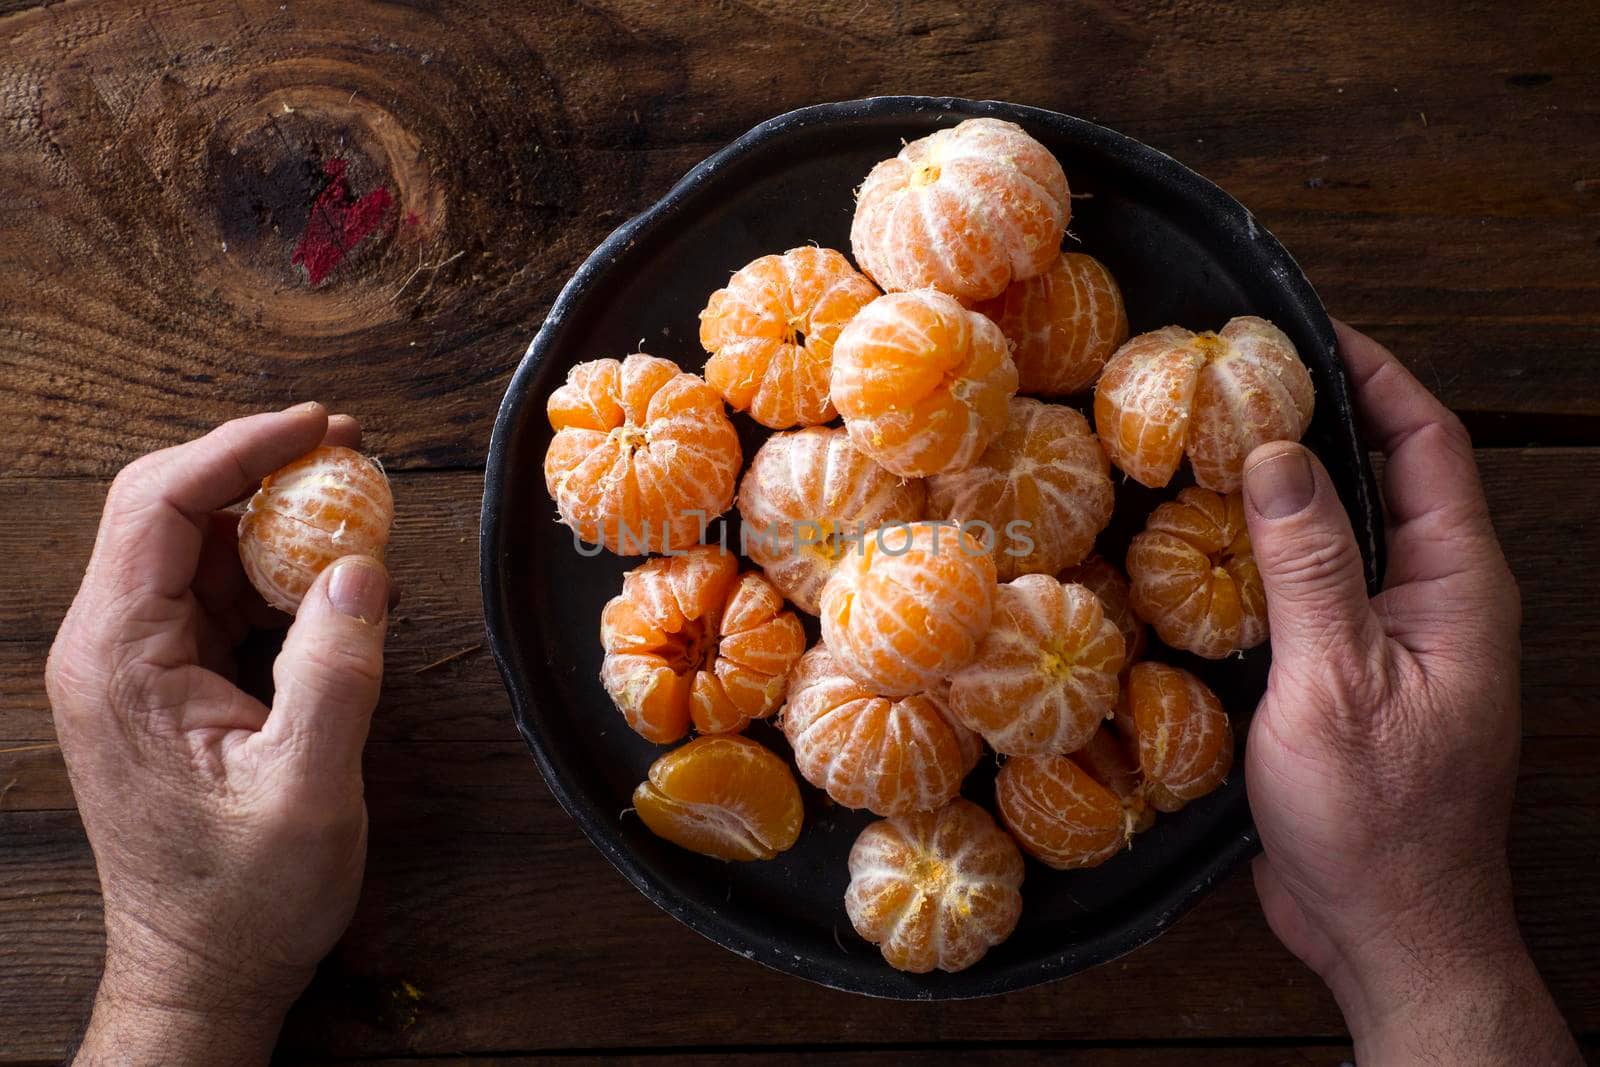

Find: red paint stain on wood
[291,159,393,285]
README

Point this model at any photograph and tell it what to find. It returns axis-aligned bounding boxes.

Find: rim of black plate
[480,95,1382,999]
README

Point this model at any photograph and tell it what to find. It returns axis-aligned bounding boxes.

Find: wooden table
[2,2,1596,1062]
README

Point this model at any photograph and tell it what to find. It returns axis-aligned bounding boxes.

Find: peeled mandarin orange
[995,753,1128,870]
[780,643,981,816]
[736,426,925,615]
[1094,315,1314,490]
[831,290,1018,478]
[1125,662,1234,812]
[926,397,1113,580]
[851,118,1070,302]
[1058,554,1146,673]
[947,576,1124,757]
[1073,725,1155,834]
[544,353,741,554]
[845,799,1025,974]
[238,445,394,614]
[632,734,804,861]
[819,521,996,696]
[1126,487,1267,658]
[974,252,1129,396]
[699,247,880,429]
[600,545,805,742]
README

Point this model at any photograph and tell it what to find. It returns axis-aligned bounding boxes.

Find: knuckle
[1268,532,1363,592]
[106,454,162,508]
[290,639,384,692]
[1434,408,1474,453]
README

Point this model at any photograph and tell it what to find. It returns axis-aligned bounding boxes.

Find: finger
[168,666,272,733]
[323,413,362,450]
[193,513,251,635]
[89,403,331,603]
[1333,321,1499,587]
[264,556,389,781]
[1243,441,1383,666]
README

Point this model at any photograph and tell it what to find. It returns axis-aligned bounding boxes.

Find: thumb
[1242,442,1379,667]
[266,555,389,779]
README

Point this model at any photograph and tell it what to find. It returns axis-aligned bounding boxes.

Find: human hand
[45,404,390,1066]
[1241,323,1578,1064]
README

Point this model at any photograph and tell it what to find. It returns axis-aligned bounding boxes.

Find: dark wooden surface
[1,0,1596,1062]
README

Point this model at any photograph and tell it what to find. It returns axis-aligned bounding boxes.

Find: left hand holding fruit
[45,403,390,1066]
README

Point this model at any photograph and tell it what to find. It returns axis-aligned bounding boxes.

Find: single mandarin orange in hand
[1094,315,1314,490]
[632,734,804,861]
[1126,487,1267,658]
[1072,725,1155,834]
[1124,662,1234,813]
[736,427,925,615]
[947,576,1124,757]
[845,799,1025,974]
[1058,553,1146,674]
[601,545,805,742]
[544,353,741,554]
[851,118,1070,302]
[974,252,1129,396]
[995,753,1128,870]
[927,397,1113,580]
[780,643,981,816]
[699,246,880,429]
[819,521,996,696]
[831,290,1018,478]
[238,445,394,614]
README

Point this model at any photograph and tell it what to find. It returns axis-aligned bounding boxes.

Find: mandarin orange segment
[1126,487,1268,658]
[831,290,1018,478]
[927,397,1113,580]
[1125,662,1235,811]
[947,576,1124,757]
[699,247,880,429]
[1093,326,1204,488]
[850,118,1070,302]
[1094,316,1314,490]
[544,353,741,554]
[974,252,1129,396]
[737,426,926,615]
[632,734,804,861]
[1186,316,1316,491]
[995,754,1128,870]
[692,572,808,734]
[600,546,804,742]
[1073,725,1155,834]
[1058,554,1147,674]
[238,445,394,614]
[819,521,997,696]
[780,644,981,816]
[844,799,1025,973]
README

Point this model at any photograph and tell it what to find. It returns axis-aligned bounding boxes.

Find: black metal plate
[480,97,1383,1000]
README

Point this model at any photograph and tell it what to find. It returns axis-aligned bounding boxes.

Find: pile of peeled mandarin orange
[541,118,1315,975]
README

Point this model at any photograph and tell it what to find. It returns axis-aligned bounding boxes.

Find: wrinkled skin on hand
[1241,323,1578,1065]
[46,404,390,1065]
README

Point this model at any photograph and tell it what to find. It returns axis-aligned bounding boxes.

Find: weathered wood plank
[4,450,1595,749]
[1,0,1596,478]
[0,736,1593,1062]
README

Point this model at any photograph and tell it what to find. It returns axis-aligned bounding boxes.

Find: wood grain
[2,0,1596,478]
[1,735,1594,1062]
